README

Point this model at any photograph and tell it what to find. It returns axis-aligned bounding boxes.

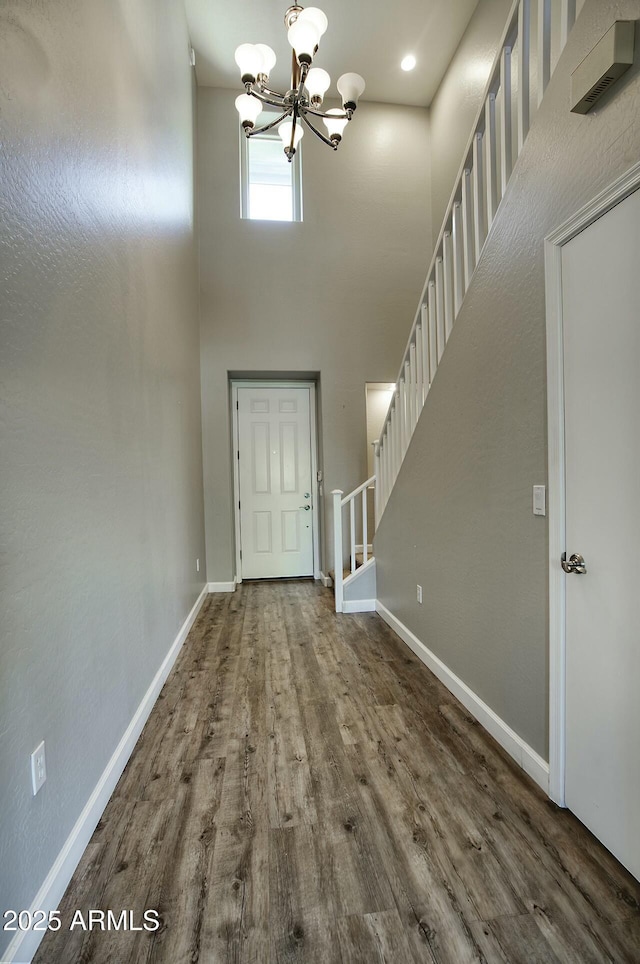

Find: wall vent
[570,21,635,114]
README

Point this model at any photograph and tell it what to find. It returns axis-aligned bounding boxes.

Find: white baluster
[409,343,417,434]
[331,489,343,613]
[362,487,368,564]
[399,377,407,456]
[380,435,387,512]
[415,322,425,411]
[381,436,388,512]
[473,132,486,256]
[537,0,551,107]
[518,0,531,154]
[428,283,438,383]
[350,497,356,574]
[435,257,445,363]
[500,46,512,195]
[452,201,464,316]
[485,93,498,226]
[461,169,475,289]
[387,412,394,490]
[442,230,454,342]
[391,399,399,482]
[560,0,576,50]
[421,304,430,394]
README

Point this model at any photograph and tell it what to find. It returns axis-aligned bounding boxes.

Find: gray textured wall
[0,0,206,942]
[198,89,432,581]
[375,0,640,760]
[429,0,513,233]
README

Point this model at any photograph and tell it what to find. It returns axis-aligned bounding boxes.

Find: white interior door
[562,186,640,881]
[236,386,314,579]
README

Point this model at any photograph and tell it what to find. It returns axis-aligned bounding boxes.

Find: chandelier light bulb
[337,72,366,110]
[322,108,349,143]
[305,67,331,106]
[255,44,277,79]
[235,93,262,129]
[234,43,264,84]
[297,7,329,39]
[278,120,304,157]
[288,19,320,65]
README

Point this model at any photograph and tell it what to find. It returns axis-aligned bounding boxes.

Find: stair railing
[377,0,577,519]
[331,475,376,613]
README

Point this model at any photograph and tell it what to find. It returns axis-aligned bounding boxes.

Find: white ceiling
[184,0,480,108]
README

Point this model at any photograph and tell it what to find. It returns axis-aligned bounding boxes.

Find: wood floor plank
[266,656,317,830]
[336,909,421,963]
[34,581,640,964]
[74,797,175,964]
[269,825,341,964]
[469,914,562,964]
[198,584,271,964]
[192,627,243,761]
[150,757,227,963]
[298,697,396,918]
[345,742,495,964]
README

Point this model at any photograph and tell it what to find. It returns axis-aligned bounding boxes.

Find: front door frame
[545,161,640,807]
[231,379,321,584]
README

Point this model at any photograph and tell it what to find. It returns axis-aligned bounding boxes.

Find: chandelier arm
[302,104,350,122]
[288,105,298,156]
[247,87,288,109]
[246,107,292,137]
[258,83,288,100]
[299,110,338,149]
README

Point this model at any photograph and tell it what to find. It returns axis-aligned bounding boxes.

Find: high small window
[240,116,302,222]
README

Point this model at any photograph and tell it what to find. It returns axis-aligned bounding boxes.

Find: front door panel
[237,387,314,579]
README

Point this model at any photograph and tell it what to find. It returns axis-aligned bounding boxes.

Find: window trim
[239,123,303,222]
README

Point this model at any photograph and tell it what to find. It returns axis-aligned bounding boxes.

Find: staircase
[331,0,578,612]
[331,478,377,613]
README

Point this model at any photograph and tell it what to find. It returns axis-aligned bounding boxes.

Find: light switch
[533,485,546,516]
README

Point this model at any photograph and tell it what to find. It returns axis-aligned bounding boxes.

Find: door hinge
[239,549,242,559]
[236,400,239,410]
[237,450,240,460]
[238,500,241,509]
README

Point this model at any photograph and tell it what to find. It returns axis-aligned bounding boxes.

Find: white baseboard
[342,598,377,613]
[319,571,333,588]
[208,578,237,593]
[3,584,208,964]
[375,601,550,794]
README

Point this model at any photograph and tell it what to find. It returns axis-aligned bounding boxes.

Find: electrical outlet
[196,558,200,573]
[416,584,423,604]
[31,741,46,796]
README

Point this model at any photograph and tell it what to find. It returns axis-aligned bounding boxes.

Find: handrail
[340,475,376,506]
[376,0,577,521]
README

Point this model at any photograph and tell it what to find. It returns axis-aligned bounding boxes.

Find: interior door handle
[299,505,311,511]
[561,552,587,574]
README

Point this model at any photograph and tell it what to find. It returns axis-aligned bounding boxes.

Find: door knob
[561,552,587,574]
[299,504,311,511]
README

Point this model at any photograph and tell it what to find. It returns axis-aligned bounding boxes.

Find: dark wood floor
[35,581,640,963]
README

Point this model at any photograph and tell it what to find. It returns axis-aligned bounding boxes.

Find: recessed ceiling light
[401,54,416,72]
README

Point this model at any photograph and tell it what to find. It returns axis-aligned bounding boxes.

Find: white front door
[562,186,640,881]
[236,386,314,579]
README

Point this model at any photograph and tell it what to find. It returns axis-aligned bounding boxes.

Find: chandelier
[234,5,365,162]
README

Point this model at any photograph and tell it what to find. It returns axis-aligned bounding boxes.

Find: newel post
[331,489,344,613]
